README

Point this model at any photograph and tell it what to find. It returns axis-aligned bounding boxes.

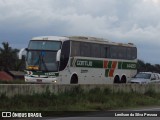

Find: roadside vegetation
[0,86,160,111]
[0,42,25,72]
[0,79,25,84]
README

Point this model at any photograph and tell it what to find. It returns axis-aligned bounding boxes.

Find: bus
[19,36,137,84]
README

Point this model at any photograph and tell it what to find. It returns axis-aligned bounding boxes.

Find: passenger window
[100,45,110,58]
[100,45,105,58]
[71,41,80,56]
[131,47,137,59]
[118,47,126,59]
[105,47,110,58]
[110,46,117,59]
[127,48,132,60]
[59,41,70,71]
[80,42,91,57]
[91,44,100,58]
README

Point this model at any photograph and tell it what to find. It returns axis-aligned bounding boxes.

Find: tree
[154,64,160,73]
[137,59,146,72]
[0,42,23,71]
[137,59,160,73]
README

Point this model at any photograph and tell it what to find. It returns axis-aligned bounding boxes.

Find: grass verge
[0,86,160,111]
[0,79,25,84]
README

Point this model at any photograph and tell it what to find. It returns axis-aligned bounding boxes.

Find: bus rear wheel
[70,74,78,84]
[121,75,126,83]
[114,75,120,83]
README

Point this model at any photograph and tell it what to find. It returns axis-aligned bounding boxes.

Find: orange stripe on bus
[103,60,108,68]
[112,61,117,68]
[109,61,117,77]
[109,69,114,77]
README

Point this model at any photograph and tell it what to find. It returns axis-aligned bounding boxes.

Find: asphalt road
[4,107,160,120]
[42,107,160,120]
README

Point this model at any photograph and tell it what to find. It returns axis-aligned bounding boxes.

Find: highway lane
[46,117,159,120]
[6,107,160,120]
[43,107,160,120]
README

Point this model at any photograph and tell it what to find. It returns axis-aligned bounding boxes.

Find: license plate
[37,79,42,82]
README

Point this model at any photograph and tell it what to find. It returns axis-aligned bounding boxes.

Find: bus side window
[100,46,105,58]
[71,41,80,56]
[105,47,110,58]
[118,47,126,59]
[91,44,100,58]
[127,48,132,60]
[59,41,70,71]
[80,42,91,57]
[110,46,117,59]
[131,47,137,59]
[100,45,109,58]
[127,47,137,60]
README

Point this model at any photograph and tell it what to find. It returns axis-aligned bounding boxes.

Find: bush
[1,86,160,111]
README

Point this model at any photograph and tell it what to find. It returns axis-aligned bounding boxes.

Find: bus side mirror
[56,50,61,62]
[18,48,27,59]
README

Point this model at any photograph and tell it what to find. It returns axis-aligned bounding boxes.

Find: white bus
[20,36,137,84]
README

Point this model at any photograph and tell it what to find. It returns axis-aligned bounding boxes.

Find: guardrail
[0,84,160,97]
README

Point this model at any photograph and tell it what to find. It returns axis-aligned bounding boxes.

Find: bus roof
[32,36,69,41]
[31,36,136,47]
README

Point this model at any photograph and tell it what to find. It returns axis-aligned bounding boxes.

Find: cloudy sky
[0,0,160,64]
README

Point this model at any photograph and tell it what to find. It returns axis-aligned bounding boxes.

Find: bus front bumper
[25,76,59,83]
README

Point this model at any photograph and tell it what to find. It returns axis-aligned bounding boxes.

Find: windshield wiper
[34,54,41,66]
[41,55,48,72]
[33,51,48,72]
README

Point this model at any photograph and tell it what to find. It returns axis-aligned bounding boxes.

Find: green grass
[0,79,26,84]
[1,86,160,111]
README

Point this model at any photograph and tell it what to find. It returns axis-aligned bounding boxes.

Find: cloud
[0,0,160,63]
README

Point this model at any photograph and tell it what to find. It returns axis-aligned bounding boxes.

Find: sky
[0,0,160,64]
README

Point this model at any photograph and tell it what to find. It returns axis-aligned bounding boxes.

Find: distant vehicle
[130,72,160,84]
[19,36,137,84]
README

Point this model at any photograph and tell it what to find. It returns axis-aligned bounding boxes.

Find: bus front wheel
[70,74,78,84]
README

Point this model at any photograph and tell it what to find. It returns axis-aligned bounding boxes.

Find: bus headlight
[52,80,57,83]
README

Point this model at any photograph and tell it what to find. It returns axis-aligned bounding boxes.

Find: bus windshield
[28,40,61,50]
[26,51,58,72]
[26,41,61,72]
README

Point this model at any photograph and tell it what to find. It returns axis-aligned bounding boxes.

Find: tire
[121,75,126,83]
[114,75,120,83]
[70,74,78,84]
